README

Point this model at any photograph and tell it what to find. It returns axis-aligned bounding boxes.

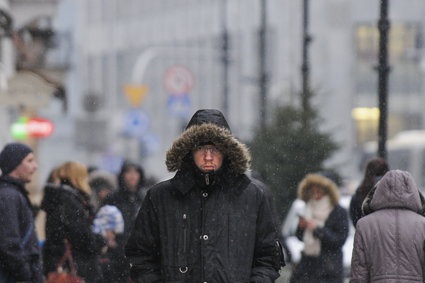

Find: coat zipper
[179,213,189,275]
[205,173,210,185]
[200,193,206,282]
[182,213,187,253]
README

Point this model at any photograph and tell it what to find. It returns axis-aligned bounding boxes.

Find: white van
[361,130,425,189]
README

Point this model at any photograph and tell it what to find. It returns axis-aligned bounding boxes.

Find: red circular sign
[164,66,194,95]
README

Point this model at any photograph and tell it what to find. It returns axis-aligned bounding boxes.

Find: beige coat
[350,170,425,282]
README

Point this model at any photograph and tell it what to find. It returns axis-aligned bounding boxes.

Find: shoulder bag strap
[56,240,79,275]
[19,221,34,249]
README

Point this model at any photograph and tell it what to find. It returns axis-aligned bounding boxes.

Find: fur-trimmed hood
[166,109,251,174]
[297,173,339,206]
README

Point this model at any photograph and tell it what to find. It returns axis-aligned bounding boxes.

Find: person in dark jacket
[89,169,117,211]
[290,173,349,283]
[41,161,106,282]
[125,109,283,283]
[0,142,43,283]
[349,157,389,228]
[102,160,146,282]
[104,161,146,240]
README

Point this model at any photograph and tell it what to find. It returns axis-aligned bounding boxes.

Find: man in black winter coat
[126,109,283,283]
[0,142,43,282]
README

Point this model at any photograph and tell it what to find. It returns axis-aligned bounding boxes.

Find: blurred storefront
[0,0,68,198]
[3,0,425,189]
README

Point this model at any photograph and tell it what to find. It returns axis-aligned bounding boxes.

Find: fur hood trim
[298,173,339,205]
[166,123,251,174]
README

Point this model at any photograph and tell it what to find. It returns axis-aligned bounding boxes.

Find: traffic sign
[164,66,194,95]
[124,84,148,107]
[123,110,150,137]
[167,94,192,119]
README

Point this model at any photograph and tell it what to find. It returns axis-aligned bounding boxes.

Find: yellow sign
[124,84,148,107]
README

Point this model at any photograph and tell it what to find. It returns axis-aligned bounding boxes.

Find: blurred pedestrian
[41,161,106,282]
[290,173,349,283]
[349,157,389,228]
[104,161,146,237]
[0,142,43,282]
[89,169,117,211]
[102,160,146,282]
[350,170,425,282]
[92,204,125,283]
[125,109,283,282]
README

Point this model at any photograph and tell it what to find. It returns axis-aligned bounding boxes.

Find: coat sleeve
[62,199,105,255]
[350,224,369,282]
[0,190,32,281]
[349,194,360,228]
[125,191,162,283]
[250,190,282,283]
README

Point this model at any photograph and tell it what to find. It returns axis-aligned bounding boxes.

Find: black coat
[125,109,282,283]
[102,188,143,281]
[126,170,281,283]
[292,205,349,283]
[349,191,364,228]
[41,184,105,282]
[103,189,143,242]
[0,176,43,282]
[103,160,146,241]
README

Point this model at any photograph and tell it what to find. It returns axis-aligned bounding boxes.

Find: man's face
[9,153,38,183]
[193,145,224,172]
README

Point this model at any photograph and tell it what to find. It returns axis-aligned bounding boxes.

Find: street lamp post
[221,0,229,117]
[258,0,268,130]
[376,0,391,159]
[301,0,312,127]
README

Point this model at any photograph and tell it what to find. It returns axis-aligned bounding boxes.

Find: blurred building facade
[4,0,424,186]
[0,0,67,196]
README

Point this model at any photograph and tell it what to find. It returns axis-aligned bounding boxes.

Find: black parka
[41,183,106,282]
[103,161,145,241]
[126,109,282,283]
[0,176,43,282]
[102,161,146,281]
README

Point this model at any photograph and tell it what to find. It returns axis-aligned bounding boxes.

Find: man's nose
[204,151,213,160]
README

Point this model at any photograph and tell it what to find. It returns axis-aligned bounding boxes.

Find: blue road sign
[167,94,191,119]
[123,109,150,138]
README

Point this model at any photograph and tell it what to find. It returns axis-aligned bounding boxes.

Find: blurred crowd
[2,127,425,282]
[0,141,154,282]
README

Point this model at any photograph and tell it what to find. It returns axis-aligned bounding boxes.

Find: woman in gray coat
[350,170,425,282]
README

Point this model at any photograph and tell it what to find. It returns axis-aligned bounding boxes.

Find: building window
[354,22,423,95]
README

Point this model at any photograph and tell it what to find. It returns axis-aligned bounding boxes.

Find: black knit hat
[0,142,33,176]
